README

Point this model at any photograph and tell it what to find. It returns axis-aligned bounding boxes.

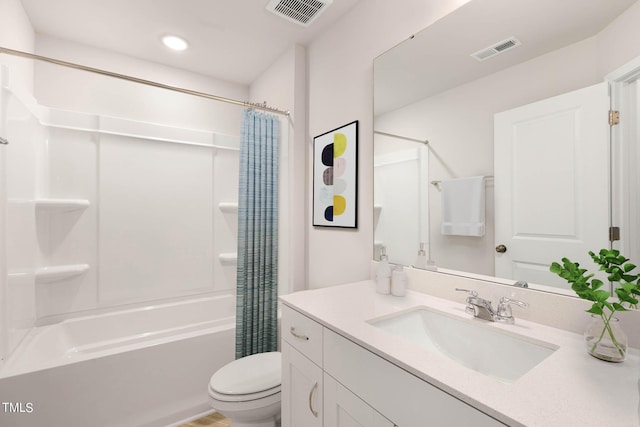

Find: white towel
[441,176,485,237]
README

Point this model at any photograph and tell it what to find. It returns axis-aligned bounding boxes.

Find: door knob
[495,244,507,253]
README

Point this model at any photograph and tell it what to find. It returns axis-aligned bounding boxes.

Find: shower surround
[0,64,243,425]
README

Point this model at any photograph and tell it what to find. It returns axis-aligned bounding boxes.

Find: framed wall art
[312,120,358,228]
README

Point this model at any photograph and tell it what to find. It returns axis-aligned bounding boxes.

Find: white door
[494,82,610,289]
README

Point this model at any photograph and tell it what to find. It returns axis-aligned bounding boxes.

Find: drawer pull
[290,327,309,341]
[309,381,319,417]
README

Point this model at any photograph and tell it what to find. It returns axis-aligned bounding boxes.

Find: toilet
[208,351,282,427]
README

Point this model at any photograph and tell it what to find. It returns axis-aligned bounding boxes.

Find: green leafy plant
[550,249,640,359]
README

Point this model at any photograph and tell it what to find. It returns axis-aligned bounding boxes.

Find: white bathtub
[0,293,236,427]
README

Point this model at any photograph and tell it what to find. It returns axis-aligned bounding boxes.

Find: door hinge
[609,226,620,242]
[609,110,620,126]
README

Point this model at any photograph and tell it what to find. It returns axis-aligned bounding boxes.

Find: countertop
[280,280,640,427]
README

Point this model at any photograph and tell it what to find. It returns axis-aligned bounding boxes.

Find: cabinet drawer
[282,304,323,366]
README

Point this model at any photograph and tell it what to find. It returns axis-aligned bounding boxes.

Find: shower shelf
[35,264,90,284]
[218,202,238,213]
[35,198,90,213]
[219,253,238,266]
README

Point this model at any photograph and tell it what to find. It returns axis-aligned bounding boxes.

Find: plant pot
[584,314,627,362]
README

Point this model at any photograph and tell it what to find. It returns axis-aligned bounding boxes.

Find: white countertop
[280,280,640,427]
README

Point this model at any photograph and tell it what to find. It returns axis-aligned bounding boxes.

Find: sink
[368,306,557,383]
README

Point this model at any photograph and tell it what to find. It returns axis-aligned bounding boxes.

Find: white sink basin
[368,306,557,383]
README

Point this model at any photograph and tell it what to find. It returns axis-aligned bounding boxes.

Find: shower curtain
[235,109,279,358]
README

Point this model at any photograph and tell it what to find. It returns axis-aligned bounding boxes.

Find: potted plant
[550,249,639,362]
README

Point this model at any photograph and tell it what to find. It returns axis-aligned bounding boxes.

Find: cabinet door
[324,373,395,427]
[282,341,323,427]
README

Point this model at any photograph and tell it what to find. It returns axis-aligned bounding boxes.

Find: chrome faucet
[456,289,528,324]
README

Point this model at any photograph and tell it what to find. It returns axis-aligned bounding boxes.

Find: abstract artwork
[313,120,358,228]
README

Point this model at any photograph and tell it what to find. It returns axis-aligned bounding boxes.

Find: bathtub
[0,293,236,427]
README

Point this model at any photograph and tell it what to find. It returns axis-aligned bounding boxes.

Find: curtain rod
[0,46,290,117]
[374,130,428,145]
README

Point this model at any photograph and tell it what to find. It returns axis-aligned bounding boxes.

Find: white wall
[249,45,307,294]
[596,1,640,77]
[306,0,471,289]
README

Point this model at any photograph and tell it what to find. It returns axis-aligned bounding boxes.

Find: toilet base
[209,394,280,427]
[230,416,278,427]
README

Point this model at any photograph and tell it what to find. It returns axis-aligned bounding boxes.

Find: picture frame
[312,120,358,228]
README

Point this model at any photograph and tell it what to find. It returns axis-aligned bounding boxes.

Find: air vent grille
[266,0,333,27]
[471,37,521,61]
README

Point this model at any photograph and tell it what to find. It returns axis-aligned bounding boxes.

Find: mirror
[373,0,640,294]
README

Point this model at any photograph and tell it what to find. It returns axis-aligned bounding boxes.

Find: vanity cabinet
[282,303,506,427]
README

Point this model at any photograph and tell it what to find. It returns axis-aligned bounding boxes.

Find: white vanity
[280,279,640,426]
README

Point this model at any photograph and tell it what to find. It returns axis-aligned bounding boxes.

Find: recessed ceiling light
[161,35,189,51]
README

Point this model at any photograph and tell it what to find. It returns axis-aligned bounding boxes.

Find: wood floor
[179,412,232,427]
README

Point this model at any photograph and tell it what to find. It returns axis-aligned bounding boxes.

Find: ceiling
[20,0,362,85]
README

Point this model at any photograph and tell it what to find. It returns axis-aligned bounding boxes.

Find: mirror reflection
[373,0,640,294]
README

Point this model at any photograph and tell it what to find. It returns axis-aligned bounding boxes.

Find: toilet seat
[209,384,281,403]
[209,351,281,402]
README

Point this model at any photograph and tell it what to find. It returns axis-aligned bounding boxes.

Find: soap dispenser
[415,242,428,269]
[391,264,407,297]
[376,246,391,294]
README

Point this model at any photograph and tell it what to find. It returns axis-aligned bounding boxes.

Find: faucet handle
[496,297,528,324]
[455,288,478,297]
[456,288,479,316]
[500,296,528,308]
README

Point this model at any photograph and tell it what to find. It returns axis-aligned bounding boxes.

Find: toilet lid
[210,351,281,395]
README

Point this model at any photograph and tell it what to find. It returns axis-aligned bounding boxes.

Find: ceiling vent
[470,37,521,61]
[266,0,333,27]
